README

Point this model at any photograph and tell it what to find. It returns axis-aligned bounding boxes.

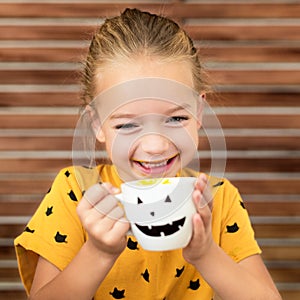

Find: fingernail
[200,174,207,182]
[194,190,201,206]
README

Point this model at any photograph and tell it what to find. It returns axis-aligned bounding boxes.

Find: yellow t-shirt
[14,165,261,299]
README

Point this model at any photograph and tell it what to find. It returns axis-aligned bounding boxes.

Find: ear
[86,105,106,143]
[95,126,106,143]
[196,93,205,129]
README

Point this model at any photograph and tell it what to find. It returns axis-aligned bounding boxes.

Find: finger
[79,183,109,209]
[96,213,128,237]
[106,205,126,221]
[191,191,205,233]
[192,213,204,238]
[193,189,212,228]
[110,217,130,238]
[93,194,119,216]
[195,174,213,209]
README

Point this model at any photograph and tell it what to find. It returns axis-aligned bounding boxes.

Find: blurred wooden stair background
[0,1,299,299]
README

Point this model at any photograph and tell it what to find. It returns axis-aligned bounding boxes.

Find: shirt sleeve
[212,178,261,263]
[14,167,86,295]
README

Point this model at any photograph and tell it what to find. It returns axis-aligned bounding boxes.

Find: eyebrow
[166,103,192,114]
[110,103,192,120]
[110,113,138,120]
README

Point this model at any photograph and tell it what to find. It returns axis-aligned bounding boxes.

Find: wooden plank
[0,195,300,216]
[279,290,300,300]
[253,224,300,239]
[268,264,300,283]
[1,199,298,217]
[2,222,299,239]
[0,3,299,18]
[0,47,85,63]
[200,44,300,63]
[1,135,299,151]
[0,225,28,239]
[200,136,300,151]
[197,158,300,173]
[261,245,300,261]
[0,25,94,41]
[0,157,298,173]
[0,91,298,107]
[2,113,299,129]
[0,246,16,260]
[210,70,300,85]
[209,91,300,107]
[186,25,300,41]
[0,92,81,107]
[1,241,298,262]
[1,69,299,85]
[0,202,40,217]
[0,70,77,85]
[215,115,300,129]
[0,178,298,195]
[0,137,74,151]
[1,44,299,63]
[0,159,73,173]
[0,179,54,194]
[231,179,300,195]
[0,268,21,280]
[0,115,78,129]
[1,114,299,129]
[246,202,300,217]
[1,24,299,41]
[0,291,27,300]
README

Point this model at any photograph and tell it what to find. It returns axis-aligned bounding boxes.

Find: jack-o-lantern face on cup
[116,177,196,251]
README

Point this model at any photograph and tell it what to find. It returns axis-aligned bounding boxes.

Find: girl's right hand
[77,183,130,258]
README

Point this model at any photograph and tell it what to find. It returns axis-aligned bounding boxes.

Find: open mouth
[135,217,185,237]
[132,153,179,174]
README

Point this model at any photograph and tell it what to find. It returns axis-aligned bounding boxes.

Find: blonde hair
[80,8,210,105]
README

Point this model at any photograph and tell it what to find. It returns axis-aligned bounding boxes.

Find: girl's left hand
[182,174,214,265]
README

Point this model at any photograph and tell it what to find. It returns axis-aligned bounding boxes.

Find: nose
[140,134,169,155]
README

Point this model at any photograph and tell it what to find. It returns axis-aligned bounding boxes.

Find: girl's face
[94,58,202,182]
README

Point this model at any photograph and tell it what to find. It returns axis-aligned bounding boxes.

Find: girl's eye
[166,116,189,124]
[115,123,138,130]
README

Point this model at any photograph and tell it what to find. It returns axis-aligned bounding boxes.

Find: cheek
[177,125,199,149]
[171,126,199,166]
[109,134,134,162]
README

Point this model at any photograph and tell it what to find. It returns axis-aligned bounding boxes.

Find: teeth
[140,160,168,168]
[148,225,152,230]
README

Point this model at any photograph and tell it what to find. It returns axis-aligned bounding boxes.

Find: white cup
[116,177,196,251]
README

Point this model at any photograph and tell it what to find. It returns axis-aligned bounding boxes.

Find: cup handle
[115,193,134,237]
[114,193,123,201]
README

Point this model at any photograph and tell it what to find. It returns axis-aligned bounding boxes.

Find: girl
[15,8,281,300]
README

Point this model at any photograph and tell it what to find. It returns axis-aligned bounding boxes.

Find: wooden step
[1,112,299,129]
[1,135,299,151]
[1,68,299,85]
[0,156,299,173]
[1,22,299,41]
[259,239,300,261]
[2,217,300,240]
[1,88,299,107]
[1,42,299,63]
[0,2,299,18]
[0,173,299,195]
